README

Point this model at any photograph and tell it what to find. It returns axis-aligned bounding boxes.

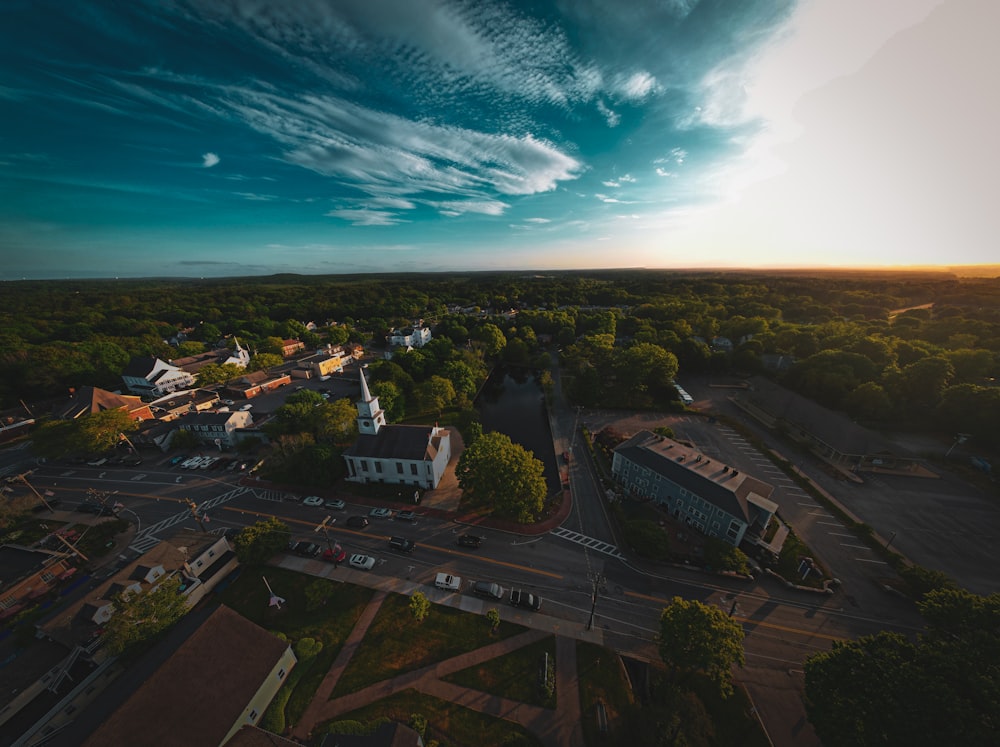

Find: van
[434,573,461,591]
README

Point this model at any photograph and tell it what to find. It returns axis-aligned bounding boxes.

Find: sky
[1,0,997,280]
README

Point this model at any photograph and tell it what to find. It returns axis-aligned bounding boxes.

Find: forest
[1,269,999,454]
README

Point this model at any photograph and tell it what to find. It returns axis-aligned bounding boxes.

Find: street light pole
[186,500,209,533]
[13,471,56,512]
[586,572,605,631]
[315,515,335,552]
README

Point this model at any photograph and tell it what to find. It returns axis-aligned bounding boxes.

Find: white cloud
[655,167,673,177]
[428,199,509,217]
[201,152,220,168]
[596,99,620,127]
[614,71,659,100]
[525,217,551,223]
[325,208,408,226]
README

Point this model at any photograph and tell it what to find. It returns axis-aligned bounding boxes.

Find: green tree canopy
[246,352,284,372]
[32,408,137,459]
[658,596,745,697]
[804,588,1000,747]
[233,517,291,566]
[456,431,546,523]
[103,575,189,655]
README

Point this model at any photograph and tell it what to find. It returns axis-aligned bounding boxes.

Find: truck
[434,572,461,591]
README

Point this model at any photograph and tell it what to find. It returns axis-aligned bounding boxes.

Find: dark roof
[615,432,775,521]
[122,356,161,378]
[345,425,435,461]
[320,721,423,747]
[225,725,302,747]
[738,376,909,458]
[80,605,291,747]
[0,546,65,587]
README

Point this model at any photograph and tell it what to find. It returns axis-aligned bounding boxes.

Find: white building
[342,368,451,490]
[388,326,432,348]
[121,356,196,398]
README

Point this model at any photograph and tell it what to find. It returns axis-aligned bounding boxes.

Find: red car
[323,545,347,564]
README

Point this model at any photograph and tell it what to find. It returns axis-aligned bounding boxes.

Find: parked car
[349,554,375,570]
[324,499,346,510]
[388,536,414,553]
[346,516,370,529]
[322,545,347,563]
[239,403,253,411]
[510,589,543,611]
[472,581,504,600]
[369,507,392,519]
[292,541,321,558]
[222,399,235,406]
[77,502,115,516]
[302,496,323,507]
[170,454,189,466]
[457,534,484,548]
[435,573,461,591]
[87,457,108,467]
[395,510,416,522]
[199,457,218,469]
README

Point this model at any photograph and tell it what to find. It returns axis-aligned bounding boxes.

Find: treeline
[2,270,999,448]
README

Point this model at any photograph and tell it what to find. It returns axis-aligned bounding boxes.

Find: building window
[249,709,259,721]
[208,550,215,558]
[396,462,404,474]
[410,464,418,475]
[278,668,286,679]
[361,460,369,472]
[375,462,383,473]
[41,571,56,583]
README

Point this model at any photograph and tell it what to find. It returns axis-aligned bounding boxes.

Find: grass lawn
[441,634,557,709]
[331,592,526,698]
[576,642,634,746]
[319,688,543,747]
[216,567,374,727]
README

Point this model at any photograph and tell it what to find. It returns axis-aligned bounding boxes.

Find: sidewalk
[279,556,599,745]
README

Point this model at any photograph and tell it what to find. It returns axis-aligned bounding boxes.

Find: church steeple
[355,367,385,435]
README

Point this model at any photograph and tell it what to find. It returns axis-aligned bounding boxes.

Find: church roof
[345,425,439,461]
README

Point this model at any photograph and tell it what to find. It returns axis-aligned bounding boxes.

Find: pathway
[291,596,585,746]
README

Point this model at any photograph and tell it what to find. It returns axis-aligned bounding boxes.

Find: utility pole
[314,515,336,553]
[13,471,56,512]
[186,500,209,533]
[586,572,605,631]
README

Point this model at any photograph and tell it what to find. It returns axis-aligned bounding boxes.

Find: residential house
[147,388,220,419]
[612,431,777,547]
[171,338,250,376]
[38,532,239,650]
[388,326,432,348]
[0,546,75,622]
[52,386,154,422]
[121,356,195,398]
[344,343,365,360]
[342,368,451,490]
[176,411,254,449]
[36,605,296,747]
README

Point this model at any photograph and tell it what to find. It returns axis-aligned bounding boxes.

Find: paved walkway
[290,587,586,746]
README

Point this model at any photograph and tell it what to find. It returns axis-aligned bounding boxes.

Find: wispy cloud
[202,152,220,168]
[325,208,409,226]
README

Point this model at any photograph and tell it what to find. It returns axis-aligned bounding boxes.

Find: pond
[476,367,562,496]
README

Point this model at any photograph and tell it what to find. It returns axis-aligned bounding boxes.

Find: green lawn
[331,592,526,698]
[442,634,557,709]
[216,567,374,727]
[576,642,634,746]
[319,688,543,747]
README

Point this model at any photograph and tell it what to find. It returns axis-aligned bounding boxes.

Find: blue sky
[1,0,996,279]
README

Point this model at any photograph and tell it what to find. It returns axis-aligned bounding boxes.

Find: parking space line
[829,532,855,537]
[797,502,817,507]
[840,543,870,550]
[856,558,888,564]
[817,521,842,526]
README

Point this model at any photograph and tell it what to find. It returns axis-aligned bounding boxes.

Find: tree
[409,591,430,622]
[475,323,507,357]
[294,637,324,660]
[804,588,1000,747]
[196,362,244,386]
[486,607,501,633]
[456,431,546,523]
[103,575,189,655]
[32,408,137,460]
[415,375,456,416]
[233,518,291,565]
[371,380,405,422]
[246,352,283,372]
[658,596,745,697]
[169,429,200,450]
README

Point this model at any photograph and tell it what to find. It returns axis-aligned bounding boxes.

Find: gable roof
[52,386,148,420]
[614,431,774,521]
[81,605,290,747]
[345,424,439,461]
[122,355,161,378]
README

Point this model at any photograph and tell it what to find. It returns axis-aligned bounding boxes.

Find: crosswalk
[129,486,249,554]
[550,527,625,559]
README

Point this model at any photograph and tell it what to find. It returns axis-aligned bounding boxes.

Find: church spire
[356,366,385,435]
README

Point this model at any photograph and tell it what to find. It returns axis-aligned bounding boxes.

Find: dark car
[292,541,321,558]
[388,536,415,553]
[457,534,484,548]
[395,510,417,522]
[472,580,504,600]
[510,589,543,611]
[77,502,115,516]
[346,516,370,529]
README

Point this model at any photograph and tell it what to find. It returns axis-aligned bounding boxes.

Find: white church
[342,368,452,490]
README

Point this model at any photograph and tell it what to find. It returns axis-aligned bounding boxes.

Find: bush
[898,564,959,600]
[622,519,672,562]
[703,537,751,575]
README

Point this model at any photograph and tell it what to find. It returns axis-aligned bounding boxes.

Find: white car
[324,499,346,510]
[182,457,204,469]
[349,554,375,571]
[302,496,323,507]
[199,457,218,469]
[240,403,254,411]
[369,507,393,519]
